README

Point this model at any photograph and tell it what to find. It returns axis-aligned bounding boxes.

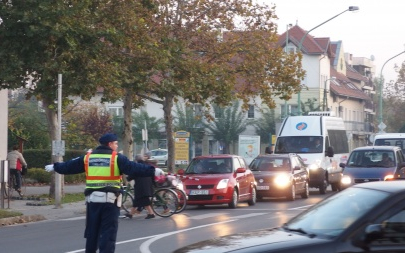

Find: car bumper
[186,188,233,205]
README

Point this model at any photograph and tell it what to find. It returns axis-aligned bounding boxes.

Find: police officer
[45,133,155,253]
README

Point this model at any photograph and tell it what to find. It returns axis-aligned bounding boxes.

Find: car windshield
[151,150,167,156]
[275,136,323,154]
[375,138,405,153]
[185,158,233,174]
[250,157,290,171]
[347,150,395,167]
[284,187,389,238]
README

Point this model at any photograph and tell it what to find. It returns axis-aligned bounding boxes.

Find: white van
[372,133,405,154]
[274,111,349,194]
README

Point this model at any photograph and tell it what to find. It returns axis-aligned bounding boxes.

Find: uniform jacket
[54,145,155,195]
[7,150,27,170]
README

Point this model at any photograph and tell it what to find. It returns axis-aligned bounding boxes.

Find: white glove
[45,164,54,172]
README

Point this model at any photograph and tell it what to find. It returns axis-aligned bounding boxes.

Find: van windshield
[275,136,324,154]
[375,138,405,153]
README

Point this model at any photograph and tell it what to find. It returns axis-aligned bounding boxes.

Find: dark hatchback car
[249,154,309,201]
[340,146,405,189]
[174,180,405,253]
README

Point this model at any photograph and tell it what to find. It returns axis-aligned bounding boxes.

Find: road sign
[52,140,65,156]
[174,131,190,165]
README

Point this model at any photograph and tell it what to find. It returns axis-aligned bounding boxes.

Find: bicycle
[3,169,26,198]
[166,175,187,213]
[120,178,179,218]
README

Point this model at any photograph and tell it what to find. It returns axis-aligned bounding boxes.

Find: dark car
[174,180,405,253]
[249,154,309,201]
[340,146,405,189]
[177,155,256,208]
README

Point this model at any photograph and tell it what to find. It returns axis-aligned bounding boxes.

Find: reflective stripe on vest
[84,151,121,189]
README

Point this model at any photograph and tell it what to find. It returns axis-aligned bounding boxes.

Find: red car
[177,155,256,208]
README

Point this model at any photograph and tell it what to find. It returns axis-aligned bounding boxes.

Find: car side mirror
[339,163,346,169]
[326,146,334,157]
[236,168,246,173]
[364,224,384,243]
[177,169,185,175]
[264,146,273,154]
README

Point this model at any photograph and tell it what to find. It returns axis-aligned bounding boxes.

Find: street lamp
[323,77,336,111]
[297,6,359,115]
[283,23,293,119]
[378,49,405,132]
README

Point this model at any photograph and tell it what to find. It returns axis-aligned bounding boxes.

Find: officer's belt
[86,191,118,204]
[86,183,121,187]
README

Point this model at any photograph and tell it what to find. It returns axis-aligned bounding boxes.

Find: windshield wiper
[282,224,316,238]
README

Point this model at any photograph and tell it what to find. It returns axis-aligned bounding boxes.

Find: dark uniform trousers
[85,201,120,253]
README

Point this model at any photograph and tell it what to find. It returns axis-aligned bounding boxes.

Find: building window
[247,105,255,118]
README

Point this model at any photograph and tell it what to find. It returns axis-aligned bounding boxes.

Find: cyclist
[6,145,27,196]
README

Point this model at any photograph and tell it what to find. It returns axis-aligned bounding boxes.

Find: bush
[26,168,86,184]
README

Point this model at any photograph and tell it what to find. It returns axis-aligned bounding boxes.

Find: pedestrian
[6,145,27,196]
[125,154,157,219]
[44,133,155,253]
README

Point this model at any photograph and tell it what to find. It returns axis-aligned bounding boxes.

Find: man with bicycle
[7,145,27,196]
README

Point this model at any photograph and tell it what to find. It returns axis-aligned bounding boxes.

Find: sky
[260,0,405,83]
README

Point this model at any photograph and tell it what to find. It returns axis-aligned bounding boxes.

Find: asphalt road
[0,189,333,253]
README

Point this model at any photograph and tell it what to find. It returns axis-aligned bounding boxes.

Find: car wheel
[319,179,327,194]
[301,181,309,199]
[247,187,256,206]
[287,184,296,201]
[228,189,238,208]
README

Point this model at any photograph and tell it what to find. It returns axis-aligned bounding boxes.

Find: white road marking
[188,212,228,219]
[231,213,267,219]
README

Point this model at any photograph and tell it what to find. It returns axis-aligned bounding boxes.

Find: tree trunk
[43,99,64,198]
[163,94,174,173]
[122,88,134,161]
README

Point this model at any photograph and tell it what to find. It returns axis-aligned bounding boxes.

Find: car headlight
[384,174,394,181]
[175,181,184,190]
[341,175,352,185]
[217,179,229,189]
[308,164,320,170]
[274,174,290,187]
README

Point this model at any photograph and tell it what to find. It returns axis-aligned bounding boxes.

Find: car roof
[352,146,401,152]
[254,153,297,158]
[353,180,405,193]
[193,154,241,159]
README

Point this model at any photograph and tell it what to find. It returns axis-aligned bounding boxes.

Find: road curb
[0,214,46,226]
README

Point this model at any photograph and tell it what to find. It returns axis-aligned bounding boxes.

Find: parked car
[150,148,168,166]
[177,155,256,208]
[249,154,309,201]
[340,145,405,189]
[173,180,405,253]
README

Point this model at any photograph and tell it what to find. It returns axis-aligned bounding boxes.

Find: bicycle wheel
[121,190,134,214]
[151,188,178,218]
[18,176,26,197]
[173,188,187,213]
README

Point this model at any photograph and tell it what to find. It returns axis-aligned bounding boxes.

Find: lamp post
[378,50,405,132]
[283,23,293,119]
[297,6,359,115]
[323,77,336,111]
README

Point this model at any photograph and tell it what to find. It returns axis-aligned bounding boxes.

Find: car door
[291,156,306,191]
[234,157,249,199]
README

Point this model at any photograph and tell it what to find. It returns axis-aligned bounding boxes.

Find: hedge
[26,168,86,184]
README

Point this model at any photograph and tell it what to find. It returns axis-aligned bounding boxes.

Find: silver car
[150,149,168,166]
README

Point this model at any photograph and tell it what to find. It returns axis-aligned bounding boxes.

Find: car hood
[173,228,328,253]
[343,166,396,178]
[252,171,290,179]
[182,173,232,183]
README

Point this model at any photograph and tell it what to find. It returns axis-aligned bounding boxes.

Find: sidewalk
[1,184,87,226]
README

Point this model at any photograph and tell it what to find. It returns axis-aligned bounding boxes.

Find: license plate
[257,186,269,190]
[189,190,209,195]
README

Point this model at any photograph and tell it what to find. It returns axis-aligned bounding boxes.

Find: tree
[252,108,276,144]
[205,101,250,154]
[300,99,321,116]
[130,0,305,172]
[173,103,205,144]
